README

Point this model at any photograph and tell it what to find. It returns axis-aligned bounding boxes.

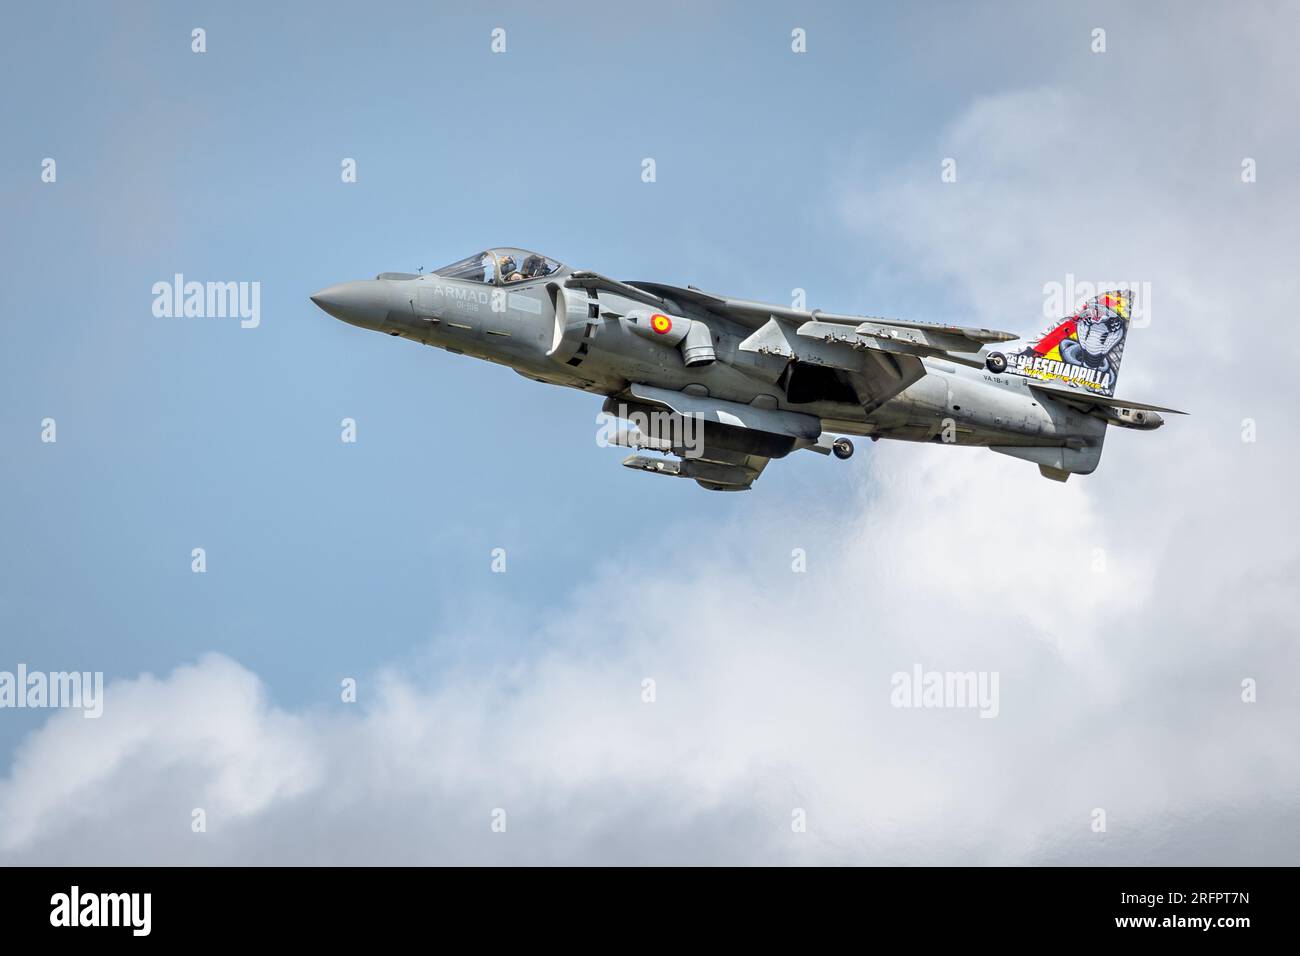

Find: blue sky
[2,1,1298,864]
[1,0,1034,751]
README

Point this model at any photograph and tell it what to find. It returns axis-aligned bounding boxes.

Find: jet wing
[567,272,1013,366]
[626,280,1018,353]
[623,382,821,439]
[574,272,1018,417]
[603,384,821,492]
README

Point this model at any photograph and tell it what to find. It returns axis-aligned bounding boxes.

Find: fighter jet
[311,248,1184,491]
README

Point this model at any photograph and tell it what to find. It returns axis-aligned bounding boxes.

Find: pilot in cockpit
[521,254,550,279]
[498,254,523,283]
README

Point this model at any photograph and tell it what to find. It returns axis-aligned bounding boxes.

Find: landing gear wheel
[832,438,855,460]
[985,351,1008,374]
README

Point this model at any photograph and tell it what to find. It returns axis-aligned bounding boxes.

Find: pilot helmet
[498,255,518,276]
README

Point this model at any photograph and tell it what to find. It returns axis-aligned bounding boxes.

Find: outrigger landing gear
[985,351,1008,374]
[832,437,855,460]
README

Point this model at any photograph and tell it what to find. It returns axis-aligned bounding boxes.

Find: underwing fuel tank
[623,308,716,367]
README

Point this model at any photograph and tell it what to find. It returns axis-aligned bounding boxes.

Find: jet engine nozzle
[680,321,716,367]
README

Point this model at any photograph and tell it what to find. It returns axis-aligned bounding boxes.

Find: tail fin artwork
[984,289,1185,482]
[994,290,1132,397]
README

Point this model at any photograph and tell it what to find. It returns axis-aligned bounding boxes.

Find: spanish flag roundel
[650,313,673,335]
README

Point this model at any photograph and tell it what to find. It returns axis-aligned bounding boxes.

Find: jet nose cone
[310,280,390,331]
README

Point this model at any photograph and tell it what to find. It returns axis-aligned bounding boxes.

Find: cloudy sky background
[1,0,1297,863]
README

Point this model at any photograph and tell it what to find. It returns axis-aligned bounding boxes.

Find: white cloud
[2,437,1296,863]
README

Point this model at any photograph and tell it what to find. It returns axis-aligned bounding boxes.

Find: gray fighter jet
[311,248,1184,491]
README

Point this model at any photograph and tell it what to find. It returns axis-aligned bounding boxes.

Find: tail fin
[1004,291,1132,397]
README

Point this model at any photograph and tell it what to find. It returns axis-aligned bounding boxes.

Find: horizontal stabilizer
[1028,381,1186,415]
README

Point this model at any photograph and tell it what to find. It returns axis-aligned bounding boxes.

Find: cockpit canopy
[433,248,562,285]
